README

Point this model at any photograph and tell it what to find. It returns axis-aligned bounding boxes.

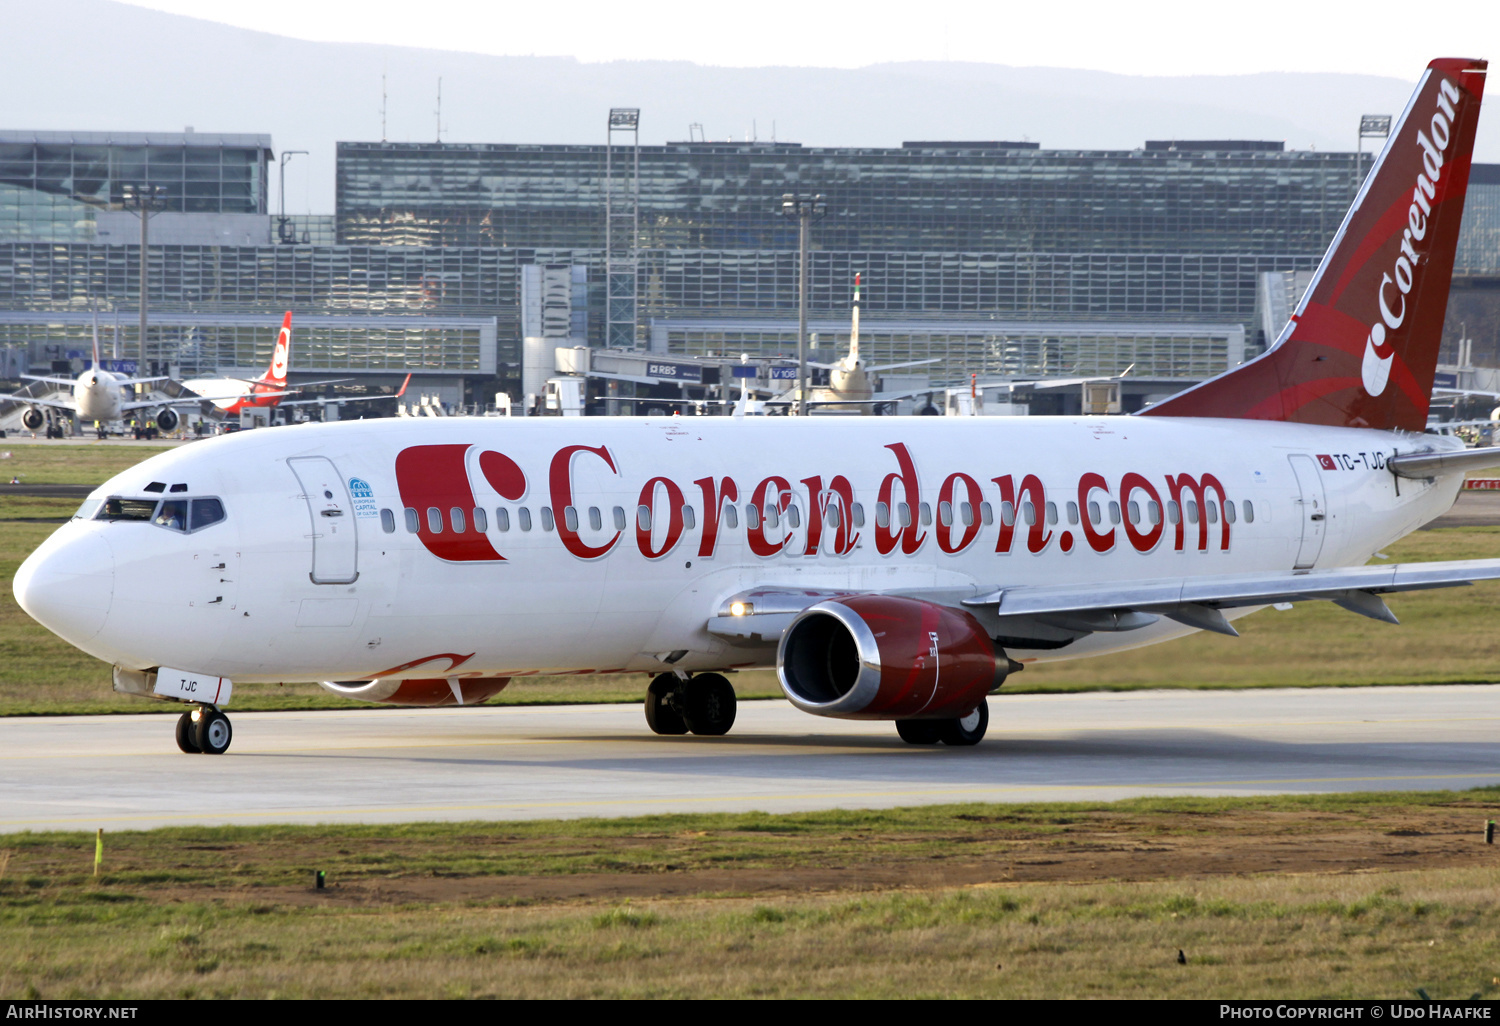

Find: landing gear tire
[175,711,201,754]
[937,699,988,747]
[645,674,689,735]
[194,708,233,755]
[895,719,944,745]
[682,673,736,736]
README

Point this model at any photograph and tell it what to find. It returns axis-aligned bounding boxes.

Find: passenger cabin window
[1045,502,1058,526]
[1243,500,1255,523]
[1223,501,1236,524]
[1022,502,1036,526]
[874,502,889,529]
[960,502,974,527]
[613,506,627,530]
[518,507,532,531]
[1166,501,1181,524]
[637,505,652,531]
[784,505,797,529]
[496,507,511,532]
[540,507,555,531]
[852,503,865,528]
[449,507,466,533]
[1109,501,1121,525]
[684,506,697,530]
[746,504,761,530]
[1000,502,1015,527]
[1065,501,1079,526]
[404,507,420,533]
[826,505,840,529]
[724,505,739,529]
[589,507,602,531]
[919,503,932,526]
[472,507,488,533]
[426,508,443,533]
[1127,501,1140,525]
[765,504,780,529]
[939,501,953,527]
[564,506,579,532]
[1148,501,1162,525]
[979,502,993,526]
[380,508,396,534]
[897,503,912,528]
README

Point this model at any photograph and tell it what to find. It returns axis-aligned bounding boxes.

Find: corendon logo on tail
[1363,75,1463,397]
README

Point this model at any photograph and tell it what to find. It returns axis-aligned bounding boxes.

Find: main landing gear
[645,672,737,737]
[895,699,989,747]
[175,705,233,755]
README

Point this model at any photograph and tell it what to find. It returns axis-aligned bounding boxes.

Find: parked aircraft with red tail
[182,312,409,417]
[13,59,1496,755]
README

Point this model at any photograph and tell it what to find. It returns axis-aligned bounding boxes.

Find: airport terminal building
[0,127,1495,409]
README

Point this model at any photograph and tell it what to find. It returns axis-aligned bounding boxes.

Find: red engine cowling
[778,595,1002,719]
[319,676,511,706]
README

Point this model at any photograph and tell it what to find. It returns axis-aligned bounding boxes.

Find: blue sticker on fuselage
[349,477,379,518]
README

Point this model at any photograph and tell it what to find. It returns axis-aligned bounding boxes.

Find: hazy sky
[122,0,1496,79]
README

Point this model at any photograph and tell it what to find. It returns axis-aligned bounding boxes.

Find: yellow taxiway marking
[3,772,1498,829]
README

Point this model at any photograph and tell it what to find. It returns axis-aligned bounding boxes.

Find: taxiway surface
[3,686,1499,832]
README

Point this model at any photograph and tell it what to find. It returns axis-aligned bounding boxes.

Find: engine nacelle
[154,408,179,432]
[778,596,1004,719]
[318,676,511,707]
[20,407,44,430]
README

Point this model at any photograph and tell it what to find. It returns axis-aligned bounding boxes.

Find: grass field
[0,443,175,486]
[0,444,1498,715]
[5,793,1500,998]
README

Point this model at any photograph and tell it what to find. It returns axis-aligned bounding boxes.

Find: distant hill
[1,0,1487,215]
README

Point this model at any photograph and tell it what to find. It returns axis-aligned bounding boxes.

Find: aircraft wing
[706,558,1500,646]
[1388,446,1500,478]
[3,393,76,410]
[868,359,940,372]
[19,376,81,387]
[273,374,411,407]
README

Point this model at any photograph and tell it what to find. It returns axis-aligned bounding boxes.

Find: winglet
[394,373,411,398]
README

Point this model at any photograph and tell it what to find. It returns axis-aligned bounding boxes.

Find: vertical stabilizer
[265,312,292,388]
[1144,59,1487,430]
[849,272,862,363]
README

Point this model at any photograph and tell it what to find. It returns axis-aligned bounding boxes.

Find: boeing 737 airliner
[13,58,1494,755]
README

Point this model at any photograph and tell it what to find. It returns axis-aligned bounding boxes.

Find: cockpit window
[190,498,225,531]
[73,498,102,521]
[93,495,227,533]
[154,500,188,531]
[96,498,158,522]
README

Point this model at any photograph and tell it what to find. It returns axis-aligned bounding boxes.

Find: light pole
[120,183,168,375]
[780,193,827,416]
[278,150,308,244]
[1356,115,1391,190]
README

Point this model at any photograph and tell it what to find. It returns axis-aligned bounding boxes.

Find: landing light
[730,602,753,617]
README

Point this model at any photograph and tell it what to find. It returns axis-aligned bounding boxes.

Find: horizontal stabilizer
[1388,446,1500,478]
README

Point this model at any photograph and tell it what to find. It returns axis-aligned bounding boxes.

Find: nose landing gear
[174,706,233,755]
[644,672,737,737]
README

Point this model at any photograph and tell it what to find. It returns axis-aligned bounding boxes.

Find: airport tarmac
[3,685,1499,833]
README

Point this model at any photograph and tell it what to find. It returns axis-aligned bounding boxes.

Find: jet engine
[154,408,179,432]
[318,676,511,707]
[778,595,1006,719]
[20,407,44,431]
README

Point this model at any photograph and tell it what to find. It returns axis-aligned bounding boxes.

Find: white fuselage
[15,416,1461,684]
[71,368,126,423]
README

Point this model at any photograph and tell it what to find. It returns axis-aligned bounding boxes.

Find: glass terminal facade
[0,132,271,243]
[336,141,1364,254]
[0,131,1493,394]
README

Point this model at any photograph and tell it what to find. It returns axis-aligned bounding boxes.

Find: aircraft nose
[13,530,115,644]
